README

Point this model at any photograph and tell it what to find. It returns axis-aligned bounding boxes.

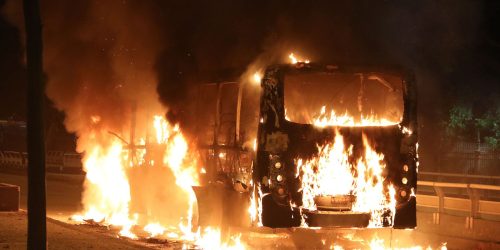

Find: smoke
[151,0,490,170]
[39,1,164,140]
[3,0,497,229]
[3,0,202,228]
[3,1,495,135]
[153,0,274,124]
[0,0,26,120]
[1,2,489,162]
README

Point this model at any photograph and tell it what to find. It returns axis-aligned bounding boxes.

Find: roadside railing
[417,177,500,229]
[419,171,500,186]
[0,150,83,174]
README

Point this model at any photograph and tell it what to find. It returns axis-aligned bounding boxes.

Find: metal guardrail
[419,171,500,198]
[417,179,500,228]
[0,150,83,173]
[420,171,500,182]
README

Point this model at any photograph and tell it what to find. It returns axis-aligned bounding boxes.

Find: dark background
[0,0,499,170]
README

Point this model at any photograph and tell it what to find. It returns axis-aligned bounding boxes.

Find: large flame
[313,106,398,127]
[77,135,137,237]
[72,114,246,249]
[286,105,398,127]
[296,130,396,227]
[72,115,198,233]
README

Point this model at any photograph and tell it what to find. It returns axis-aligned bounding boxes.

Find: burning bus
[253,62,418,228]
[68,56,418,245]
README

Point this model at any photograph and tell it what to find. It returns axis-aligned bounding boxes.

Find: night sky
[1,0,499,161]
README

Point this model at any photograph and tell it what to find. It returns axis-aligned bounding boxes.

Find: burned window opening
[255,64,418,229]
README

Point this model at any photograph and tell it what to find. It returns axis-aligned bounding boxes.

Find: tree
[476,106,500,149]
[444,101,500,149]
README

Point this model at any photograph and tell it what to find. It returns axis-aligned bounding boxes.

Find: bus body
[255,63,417,228]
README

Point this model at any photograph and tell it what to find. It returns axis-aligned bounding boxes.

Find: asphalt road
[0,172,83,221]
[1,172,499,249]
[0,211,151,250]
[0,172,162,249]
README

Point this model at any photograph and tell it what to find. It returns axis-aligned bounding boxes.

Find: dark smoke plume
[3,0,499,168]
[0,0,26,120]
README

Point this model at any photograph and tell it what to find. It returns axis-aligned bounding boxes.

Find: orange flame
[75,137,137,237]
[289,53,310,64]
[248,182,263,227]
[297,131,396,227]
[294,105,398,127]
[73,114,247,249]
[193,227,245,250]
[143,222,166,238]
[368,236,447,250]
[252,72,262,85]
[73,114,200,239]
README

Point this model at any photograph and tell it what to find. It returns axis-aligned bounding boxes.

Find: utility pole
[23,0,47,248]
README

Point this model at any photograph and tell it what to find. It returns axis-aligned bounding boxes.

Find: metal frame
[193,81,253,185]
[418,180,500,221]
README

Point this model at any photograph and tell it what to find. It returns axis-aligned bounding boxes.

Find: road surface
[1,172,499,249]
